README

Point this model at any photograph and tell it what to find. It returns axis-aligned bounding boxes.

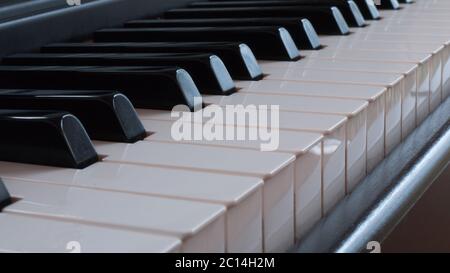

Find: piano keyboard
[0,0,448,253]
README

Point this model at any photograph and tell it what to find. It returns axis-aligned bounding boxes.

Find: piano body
[0,0,448,253]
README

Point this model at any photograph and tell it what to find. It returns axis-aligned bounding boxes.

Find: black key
[352,0,380,20]
[164,6,350,35]
[0,90,146,143]
[0,178,11,211]
[187,0,366,27]
[0,66,201,111]
[42,42,263,80]
[378,0,401,9]
[125,18,322,50]
[3,52,236,95]
[94,27,301,61]
[398,0,413,4]
[0,110,98,168]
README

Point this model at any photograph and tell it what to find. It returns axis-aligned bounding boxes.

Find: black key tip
[0,179,11,211]
[0,110,98,169]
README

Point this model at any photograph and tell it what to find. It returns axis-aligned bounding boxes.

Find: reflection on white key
[2,178,226,252]
[260,59,411,153]
[236,79,389,172]
[94,141,295,253]
[143,118,323,240]
[0,213,181,253]
[358,24,450,102]
[382,11,450,21]
[202,93,368,192]
[401,0,450,8]
[0,161,263,253]
[304,40,445,112]
[300,48,431,135]
[137,108,347,216]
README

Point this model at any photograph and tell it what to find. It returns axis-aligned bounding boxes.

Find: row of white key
[137,108,348,217]
[0,141,295,252]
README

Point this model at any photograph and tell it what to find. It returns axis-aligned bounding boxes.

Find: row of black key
[124,18,322,50]
[94,26,302,61]
[0,66,202,110]
[163,6,351,35]
[41,42,264,80]
[3,53,237,95]
[184,0,367,28]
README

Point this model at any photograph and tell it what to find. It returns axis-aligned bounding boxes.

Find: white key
[0,161,262,253]
[2,178,226,252]
[0,213,181,253]
[304,40,445,111]
[372,19,450,29]
[382,10,450,21]
[94,140,295,252]
[381,15,450,22]
[300,48,432,131]
[403,8,450,13]
[406,0,450,7]
[259,59,410,152]
[236,79,390,172]
[138,108,347,216]
[144,118,323,240]
[357,26,450,100]
[202,93,368,192]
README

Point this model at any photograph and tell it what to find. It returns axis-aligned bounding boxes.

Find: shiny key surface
[0,90,146,143]
[0,66,201,111]
[3,178,227,252]
[124,18,322,50]
[236,79,390,172]
[94,27,301,61]
[142,118,324,240]
[137,108,348,216]
[187,0,367,27]
[0,160,263,252]
[165,6,350,35]
[201,93,368,191]
[0,213,182,253]
[0,110,98,169]
[41,42,264,80]
[0,178,11,210]
[3,53,237,95]
[95,140,296,252]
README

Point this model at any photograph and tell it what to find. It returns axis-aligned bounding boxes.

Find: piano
[0,0,448,253]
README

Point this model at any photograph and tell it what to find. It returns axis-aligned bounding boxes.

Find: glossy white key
[236,79,390,172]
[406,0,450,7]
[381,10,450,21]
[2,178,226,252]
[356,25,450,101]
[306,40,445,111]
[138,108,347,215]
[260,59,412,149]
[143,118,323,239]
[358,22,450,104]
[402,8,450,13]
[202,93,368,192]
[0,213,181,253]
[94,141,295,252]
[300,49,431,131]
[387,11,450,19]
[0,161,263,253]
[372,19,450,29]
